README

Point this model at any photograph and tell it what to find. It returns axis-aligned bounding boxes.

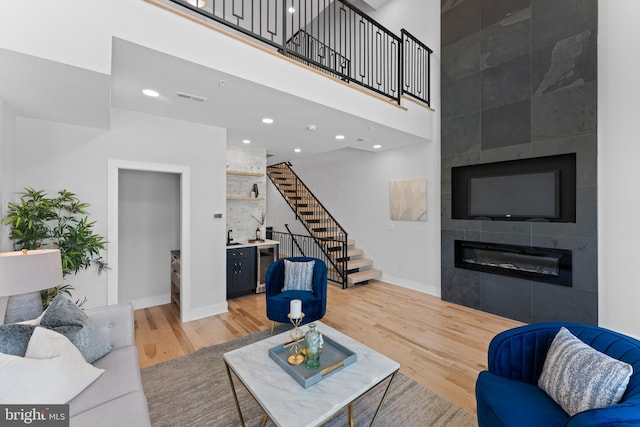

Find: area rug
[141,328,476,426]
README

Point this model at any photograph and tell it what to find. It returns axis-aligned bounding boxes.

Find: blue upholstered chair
[265,257,327,328]
[476,322,640,427]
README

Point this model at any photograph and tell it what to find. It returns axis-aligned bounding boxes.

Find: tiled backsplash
[226,146,267,242]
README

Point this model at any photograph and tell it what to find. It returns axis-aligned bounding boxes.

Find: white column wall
[0,100,17,252]
[598,1,640,338]
[14,108,227,318]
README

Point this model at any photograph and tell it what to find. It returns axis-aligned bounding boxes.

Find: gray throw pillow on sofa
[40,295,111,363]
[538,327,633,416]
[0,324,35,356]
[282,260,315,292]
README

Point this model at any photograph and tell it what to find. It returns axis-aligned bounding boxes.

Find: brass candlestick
[287,312,305,365]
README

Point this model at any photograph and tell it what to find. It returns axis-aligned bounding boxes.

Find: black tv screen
[468,171,559,219]
[450,153,576,223]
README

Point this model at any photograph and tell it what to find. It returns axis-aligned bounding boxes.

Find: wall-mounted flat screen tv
[468,171,560,219]
[451,153,576,222]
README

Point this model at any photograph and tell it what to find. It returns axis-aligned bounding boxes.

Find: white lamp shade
[0,249,63,297]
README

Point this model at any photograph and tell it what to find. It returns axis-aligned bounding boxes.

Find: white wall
[369,0,437,42]
[118,170,180,307]
[0,99,17,251]
[598,1,640,338]
[267,0,441,295]
[14,108,227,319]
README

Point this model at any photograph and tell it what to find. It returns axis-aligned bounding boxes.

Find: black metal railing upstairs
[401,29,433,106]
[267,162,348,288]
[168,0,433,106]
[283,29,350,80]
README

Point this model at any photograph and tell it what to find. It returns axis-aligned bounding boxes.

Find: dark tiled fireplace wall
[440,0,598,324]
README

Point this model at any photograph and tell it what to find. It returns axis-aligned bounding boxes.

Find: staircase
[267,162,381,288]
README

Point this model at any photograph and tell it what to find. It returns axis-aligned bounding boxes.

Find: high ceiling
[1,36,425,164]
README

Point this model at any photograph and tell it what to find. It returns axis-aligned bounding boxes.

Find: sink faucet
[227,229,233,245]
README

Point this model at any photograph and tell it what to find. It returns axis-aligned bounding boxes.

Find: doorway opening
[107,160,191,322]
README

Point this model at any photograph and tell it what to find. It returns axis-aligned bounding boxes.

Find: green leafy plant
[2,187,108,306]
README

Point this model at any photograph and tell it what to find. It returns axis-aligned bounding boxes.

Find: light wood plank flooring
[134,280,522,413]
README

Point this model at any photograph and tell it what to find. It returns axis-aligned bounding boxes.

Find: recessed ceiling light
[306,124,317,132]
[373,144,382,149]
[262,117,274,124]
[142,89,159,97]
[242,139,251,144]
[294,148,301,153]
[335,135,345,140]
[288,7,296,13]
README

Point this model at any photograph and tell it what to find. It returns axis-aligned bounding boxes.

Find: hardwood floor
[134,280,522,413]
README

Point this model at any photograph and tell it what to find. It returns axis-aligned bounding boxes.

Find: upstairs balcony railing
[170,0,433,106]
[284,29,351,80]
[401,29,432,106]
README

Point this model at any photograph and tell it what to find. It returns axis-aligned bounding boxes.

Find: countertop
[226,239,279,249]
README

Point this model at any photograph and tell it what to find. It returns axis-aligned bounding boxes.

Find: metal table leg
[225,361,246,427]
[369,369,398,426]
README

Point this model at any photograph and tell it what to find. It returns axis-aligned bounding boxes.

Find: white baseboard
[127,294,171,310]
[124,294,229,323]
[379,274,441,297]
[187,301,229,321]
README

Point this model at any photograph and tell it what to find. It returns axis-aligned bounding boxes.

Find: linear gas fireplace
[454,240,572,287]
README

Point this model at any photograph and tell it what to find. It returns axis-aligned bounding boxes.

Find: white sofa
[69,303,151,426]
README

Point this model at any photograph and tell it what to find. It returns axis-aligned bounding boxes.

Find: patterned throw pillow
[282,260,315,292]
[538,327,633,416]
[0,324,36,356]
[40,295,112,363]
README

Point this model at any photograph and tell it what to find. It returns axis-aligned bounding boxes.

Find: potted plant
[2,187,108,306]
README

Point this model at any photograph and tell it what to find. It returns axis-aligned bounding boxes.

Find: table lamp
[0,249,63,324]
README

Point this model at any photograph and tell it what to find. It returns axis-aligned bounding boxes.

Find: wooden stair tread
[348,258,373,270]
[316,234,345,242]
[300,213,330,218]
[346,248,363,258]
[307,218,333,224]
[348,269,382,285]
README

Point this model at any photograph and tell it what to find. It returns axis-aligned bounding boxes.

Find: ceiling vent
[176,91,207,102]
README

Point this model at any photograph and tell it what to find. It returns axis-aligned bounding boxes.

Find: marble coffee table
[223,321,400,427]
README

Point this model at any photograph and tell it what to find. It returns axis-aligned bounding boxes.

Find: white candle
[290,299,302,319]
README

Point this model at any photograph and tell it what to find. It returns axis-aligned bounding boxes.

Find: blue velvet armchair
[265,257,327,326]
[476,322,640,427]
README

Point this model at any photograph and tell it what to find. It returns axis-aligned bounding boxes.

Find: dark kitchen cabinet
[227,246,257,299]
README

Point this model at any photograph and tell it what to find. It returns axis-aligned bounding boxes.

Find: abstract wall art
[389,179,427,221]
